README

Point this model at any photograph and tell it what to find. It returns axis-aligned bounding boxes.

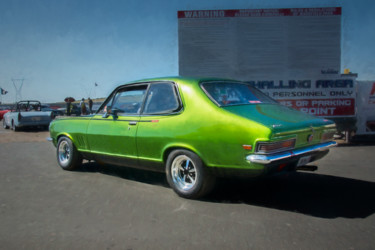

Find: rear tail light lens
[18,112,22,121]
[256,139,295,154]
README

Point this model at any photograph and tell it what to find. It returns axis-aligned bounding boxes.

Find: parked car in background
[48,77,337,199]
[90,103,102,114]
[0,107,10,120]
[41,104,65,117]
[70,104,81,116]
[3,100,54,131]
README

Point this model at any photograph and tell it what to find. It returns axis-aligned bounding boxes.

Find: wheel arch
[162,144,206,166]
[56,133,75,145]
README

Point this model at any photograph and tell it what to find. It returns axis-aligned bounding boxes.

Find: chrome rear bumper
[246,141,337,164]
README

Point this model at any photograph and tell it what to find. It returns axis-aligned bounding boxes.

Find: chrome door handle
[129,121,137,125]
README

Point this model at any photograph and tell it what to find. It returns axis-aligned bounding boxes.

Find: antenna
[12,78,25,102]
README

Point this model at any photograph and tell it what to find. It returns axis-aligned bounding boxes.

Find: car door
[86,84,148,166]
[136,82,183,170]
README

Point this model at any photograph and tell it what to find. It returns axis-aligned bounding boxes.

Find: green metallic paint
[86,114,139,157]
[49,77,336,175]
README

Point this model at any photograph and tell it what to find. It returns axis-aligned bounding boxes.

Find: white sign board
[356,81,375,135]
[178,7,342,80]
[178,7,352,118]
[248,76,356,117]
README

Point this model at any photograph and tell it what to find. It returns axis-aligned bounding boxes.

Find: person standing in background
[80,98,87,115]
[88,97,93,114]
[66,101,71,116]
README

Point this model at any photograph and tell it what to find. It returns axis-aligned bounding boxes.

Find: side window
[97,85,147,115]
[143,83,180,115]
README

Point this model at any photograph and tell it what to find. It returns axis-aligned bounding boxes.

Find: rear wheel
[3,119,9,129]
[11,121,19,131]
[166,149,215,199]
[57,136,82,170]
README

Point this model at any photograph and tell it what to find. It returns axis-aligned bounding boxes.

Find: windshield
[201,81,277,107]
[16,101,42,111]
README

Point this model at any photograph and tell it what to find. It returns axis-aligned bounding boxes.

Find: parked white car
[3,100,53,131]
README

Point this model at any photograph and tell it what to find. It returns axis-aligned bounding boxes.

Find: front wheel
[166,150,215,199]
[57,136,82,170]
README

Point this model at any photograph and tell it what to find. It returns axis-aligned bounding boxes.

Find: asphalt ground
[0,125,374,249]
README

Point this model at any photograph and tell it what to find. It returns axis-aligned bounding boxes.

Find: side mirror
[111,108,119,118]
[102,112,110,118]
[102,107,119,119]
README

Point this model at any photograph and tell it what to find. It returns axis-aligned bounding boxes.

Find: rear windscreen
[201,81,277,107]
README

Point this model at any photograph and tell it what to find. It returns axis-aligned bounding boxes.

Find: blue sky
[0,0,374,103]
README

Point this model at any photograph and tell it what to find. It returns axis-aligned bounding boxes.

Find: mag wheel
[166,149,215,199]
[57,136,82,171]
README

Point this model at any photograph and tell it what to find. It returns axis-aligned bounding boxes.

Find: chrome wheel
[166,150,216,199]
[171,155,197,191]
[58,140,70,165]
[56,136,82,170]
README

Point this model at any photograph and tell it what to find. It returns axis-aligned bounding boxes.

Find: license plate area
[297,155,311,167]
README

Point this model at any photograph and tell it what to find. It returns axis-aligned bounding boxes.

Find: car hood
[223,104,334,133]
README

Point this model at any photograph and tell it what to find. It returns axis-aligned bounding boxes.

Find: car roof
[122,76,238,86]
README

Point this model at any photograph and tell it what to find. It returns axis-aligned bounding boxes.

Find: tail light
[18,112,22,121]
[256,139,295,154]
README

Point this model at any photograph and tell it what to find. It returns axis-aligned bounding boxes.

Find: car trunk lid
[223,104,335,147]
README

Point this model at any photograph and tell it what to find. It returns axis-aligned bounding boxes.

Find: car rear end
[17,111,53,128]
[247,122,337,175]
[199,79,337,177]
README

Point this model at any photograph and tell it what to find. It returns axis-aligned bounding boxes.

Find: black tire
[166,149,216,199]
[12,121,19,131]
[56,136,82,171]
[3,119,9,129]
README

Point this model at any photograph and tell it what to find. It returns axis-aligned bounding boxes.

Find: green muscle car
[48,77,337,199]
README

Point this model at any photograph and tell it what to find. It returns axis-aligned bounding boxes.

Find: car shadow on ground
[78,161,375,219]
[338,142,375,147]
[207,172,375,219]
[10,127,49,132]
[78,161,169,187]
[336,136,375,147]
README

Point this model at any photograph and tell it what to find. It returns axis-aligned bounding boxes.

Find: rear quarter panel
[4,112,16,126]
[152,79,271,170]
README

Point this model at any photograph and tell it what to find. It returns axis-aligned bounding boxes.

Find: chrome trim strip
[246,141,337,164]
